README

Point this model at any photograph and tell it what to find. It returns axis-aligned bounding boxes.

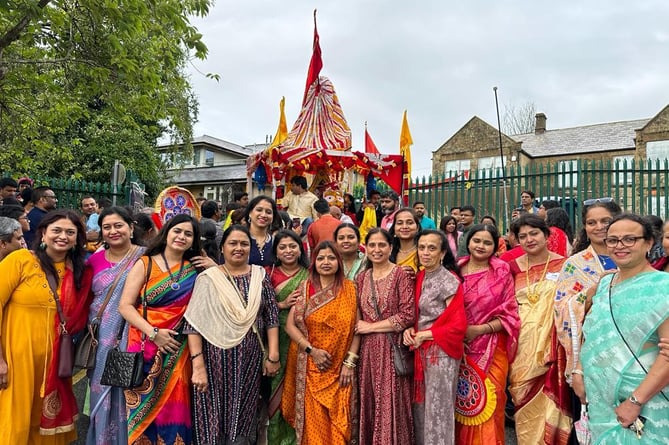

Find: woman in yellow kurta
[0,210,93,445]
[282,241,360,445]
[390,208,421,274]
[507,214,572,445]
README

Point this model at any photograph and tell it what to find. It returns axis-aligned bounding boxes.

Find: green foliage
[0,0,213,198]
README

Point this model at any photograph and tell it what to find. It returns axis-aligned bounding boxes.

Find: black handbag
[368,270,414,376]
[100,258,152,388]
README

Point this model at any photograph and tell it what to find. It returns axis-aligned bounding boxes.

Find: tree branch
[0,0,53,53]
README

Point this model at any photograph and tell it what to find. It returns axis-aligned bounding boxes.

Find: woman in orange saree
[507,215,572,445]
[282,241,360,445]
[118,214,202,444]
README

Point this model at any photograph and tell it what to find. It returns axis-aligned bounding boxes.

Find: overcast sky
[187,0,669,178]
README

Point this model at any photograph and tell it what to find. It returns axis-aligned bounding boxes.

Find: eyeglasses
[603,236,645,248]
[19,216,30,222]
[583,197,614,206]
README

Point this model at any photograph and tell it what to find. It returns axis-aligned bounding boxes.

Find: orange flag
[399,110,413,205]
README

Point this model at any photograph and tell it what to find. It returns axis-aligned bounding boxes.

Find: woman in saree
[579,213,669,443]
[118,214,202,444]
[0,210,93,444]
[553,200,621,426]
[439,215,461,259]
[390,208,421,274]
[86,207,145,445]
[356,228,415,445]
[403,230,467,445]
[334,223,366,280]
[456,224,520,445]
[184,225,280,445]
[282,241,360,445]
[508,214,572,445]
[267,229,309,444]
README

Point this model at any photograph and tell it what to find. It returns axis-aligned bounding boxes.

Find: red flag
[378,154,404,195]
[365,128,381,155]
[303,10,323,105]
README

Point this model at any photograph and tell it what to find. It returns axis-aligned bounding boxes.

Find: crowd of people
[1,175,669,445]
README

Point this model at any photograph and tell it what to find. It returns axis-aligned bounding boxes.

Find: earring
[39,241,46,250]
[103,241,110,249]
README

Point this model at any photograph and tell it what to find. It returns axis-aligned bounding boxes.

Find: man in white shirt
[282,175,319,231]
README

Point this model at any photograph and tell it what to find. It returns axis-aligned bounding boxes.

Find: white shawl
[184,265,265,349]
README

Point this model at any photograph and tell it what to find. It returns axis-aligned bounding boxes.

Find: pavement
[70,371,518,445]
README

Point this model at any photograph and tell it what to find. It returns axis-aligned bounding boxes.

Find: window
[205,150,214,166]
[558,160,578,189]
[444,159,471,179]
[478,156,506,178]
[613,155,634,185]
[192,148,201,166]
[160,152,175,169]
[646,140,669,166]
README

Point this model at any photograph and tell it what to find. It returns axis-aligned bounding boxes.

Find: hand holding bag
[75,260,130,370]
[100,258,152,388]
[369,270,414,376]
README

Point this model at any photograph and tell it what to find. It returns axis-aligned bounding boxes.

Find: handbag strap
[608,275,669,402]
[46,272,68,334]
[94,246,138,323]
[368,269,398,346]
[116,257,152,350]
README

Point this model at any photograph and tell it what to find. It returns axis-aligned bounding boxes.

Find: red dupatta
[40,266,93,434]
[413,269,467,402]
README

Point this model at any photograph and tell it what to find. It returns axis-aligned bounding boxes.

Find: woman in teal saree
[266,230,310,444]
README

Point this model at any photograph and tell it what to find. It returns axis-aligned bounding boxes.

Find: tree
[0,0,212,197]
[502,101,537,135]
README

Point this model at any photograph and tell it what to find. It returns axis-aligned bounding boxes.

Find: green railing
[1,172,144,210]
[407,159,669,233]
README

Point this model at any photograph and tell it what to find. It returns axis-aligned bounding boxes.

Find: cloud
[187,0,669,177]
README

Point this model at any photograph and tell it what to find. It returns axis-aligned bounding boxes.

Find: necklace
[105,245,134,265]
[525,254,551,304]
[465,262,489,275]
[398,247,415,254]
[161,252,185,291]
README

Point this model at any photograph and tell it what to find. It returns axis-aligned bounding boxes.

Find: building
[432,104,669,180]
[157,135,268,203]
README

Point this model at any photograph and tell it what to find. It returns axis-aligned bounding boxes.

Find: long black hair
[144,214,202,260]
[243,195,283,234]
[99,206,144,246]
[34,209,88,289]
[389,208,421,263]
[273,229,309,268]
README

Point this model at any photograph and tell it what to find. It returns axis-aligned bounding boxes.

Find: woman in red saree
[0,210,93,444]
[508,214,571,445]
[119,214,202,445]
[282,241,360,445]
[456,224,520,445]
[404,230,467,445]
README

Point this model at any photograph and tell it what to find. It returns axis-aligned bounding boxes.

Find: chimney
[535,113,547,134]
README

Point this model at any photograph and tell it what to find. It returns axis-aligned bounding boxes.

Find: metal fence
[407,159,669,232]
[1,172,145,211]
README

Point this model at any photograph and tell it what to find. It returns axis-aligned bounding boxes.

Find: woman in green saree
[266,229,310,444]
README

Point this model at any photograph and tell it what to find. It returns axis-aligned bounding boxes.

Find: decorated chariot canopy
[245,10,407,195]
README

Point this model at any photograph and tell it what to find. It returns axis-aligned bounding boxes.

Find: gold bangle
[571,369,584,376]
[342,360,356,369]
[345,351,359,362]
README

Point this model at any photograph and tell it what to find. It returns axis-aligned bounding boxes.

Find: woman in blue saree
[86,207,145,445]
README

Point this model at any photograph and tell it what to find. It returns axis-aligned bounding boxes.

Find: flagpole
[493,86,510,232]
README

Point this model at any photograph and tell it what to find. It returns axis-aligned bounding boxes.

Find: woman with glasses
[554,200,621,406]
[579,213,669,442]
[508,214,571,445]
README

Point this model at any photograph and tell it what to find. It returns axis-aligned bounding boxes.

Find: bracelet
[148,327,159,342]
[190,352,203,361]
[571,369,584,376]
[342,359,357,369]
[486,322,494,334]
[266,357,280,364]
[345,351,359,363]
[629,394,643,406]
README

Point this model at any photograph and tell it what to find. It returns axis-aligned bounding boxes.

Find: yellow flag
[399,110,413,176]
[268,97,288,152]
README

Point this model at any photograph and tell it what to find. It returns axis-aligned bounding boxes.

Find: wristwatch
[148,327,159,342]
[629,394,643,406]
[304,345,313,355]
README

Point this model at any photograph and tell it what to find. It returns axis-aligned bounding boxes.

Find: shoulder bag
[368,270,414,376]
[100,258,152,388]
[46,273,74,378]
[75,258,131,369]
